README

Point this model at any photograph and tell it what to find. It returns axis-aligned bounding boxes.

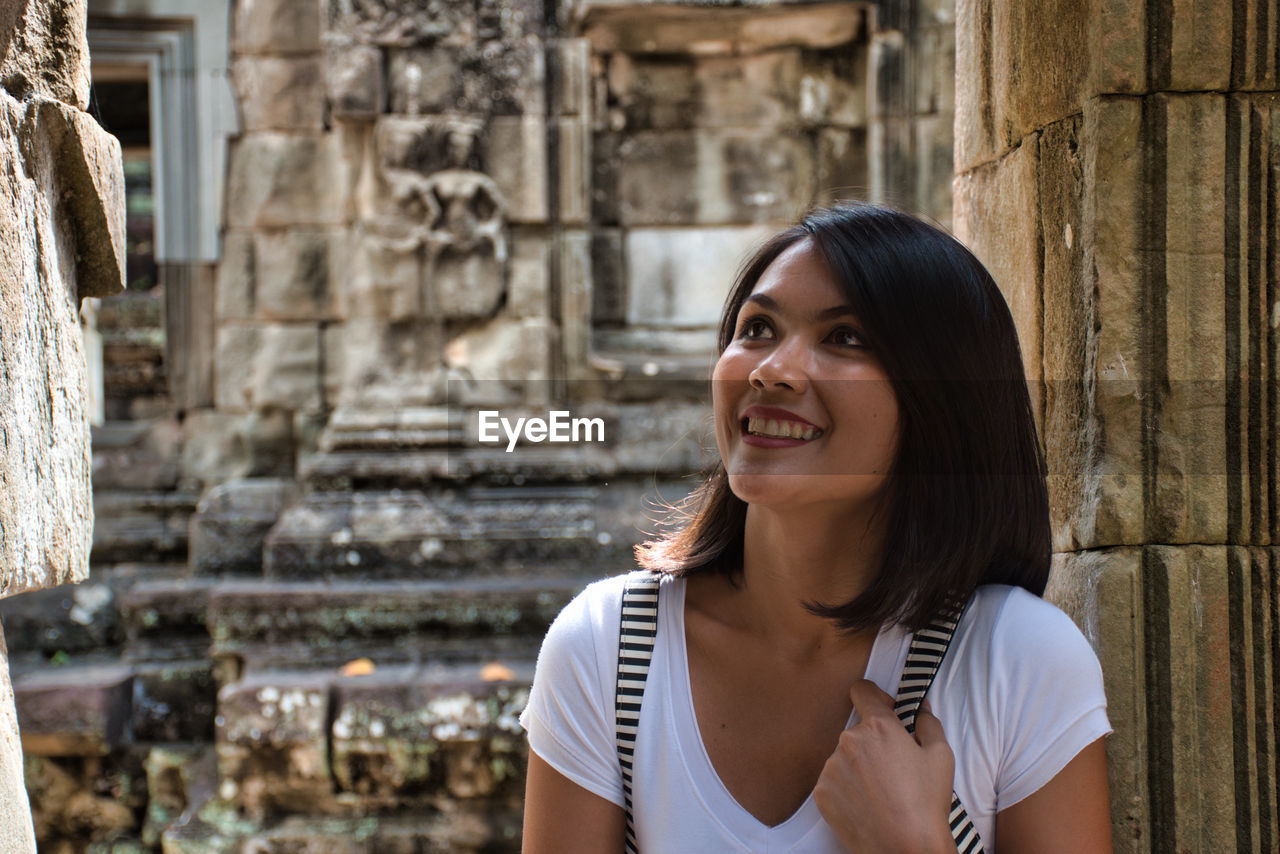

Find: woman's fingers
[914,699,946,746]
[847,678,895,723]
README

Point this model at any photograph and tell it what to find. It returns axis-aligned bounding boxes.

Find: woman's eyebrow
[743,293,856,322]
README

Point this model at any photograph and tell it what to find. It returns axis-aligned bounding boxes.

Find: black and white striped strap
[894,595,985,854]
[615,573,660,854]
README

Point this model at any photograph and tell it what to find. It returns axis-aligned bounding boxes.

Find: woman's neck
[727,502,885,660]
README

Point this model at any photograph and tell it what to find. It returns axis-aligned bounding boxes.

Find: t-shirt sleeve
[519,578,626,808]
[988,589,1113,809]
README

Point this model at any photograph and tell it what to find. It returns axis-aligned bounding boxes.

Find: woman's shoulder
[959,584,1104,683]
[543,570,675,646]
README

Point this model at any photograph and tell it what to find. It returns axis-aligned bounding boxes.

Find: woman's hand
[813,679,957,853]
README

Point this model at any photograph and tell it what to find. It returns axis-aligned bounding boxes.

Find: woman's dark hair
[635,202,1051,632]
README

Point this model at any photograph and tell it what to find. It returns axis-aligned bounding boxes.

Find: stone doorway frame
[87,0,237,410]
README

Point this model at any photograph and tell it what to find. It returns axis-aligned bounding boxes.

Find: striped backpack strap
[893,595,985,854]
[615,573,661,854]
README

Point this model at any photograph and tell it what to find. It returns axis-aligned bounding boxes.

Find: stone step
[11,658,216,755]
[91,489,200,564]
[161,806,523,854]
[215,662,533,820]
[0,563,184,656]
[261,484,666,580]
[204,575,589,671]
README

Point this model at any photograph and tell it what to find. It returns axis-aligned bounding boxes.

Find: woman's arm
[522,751,625,854]
[994,737,1113,854]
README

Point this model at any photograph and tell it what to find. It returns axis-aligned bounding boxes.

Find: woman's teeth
[745,417,821,440]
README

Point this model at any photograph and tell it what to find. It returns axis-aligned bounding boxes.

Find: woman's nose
[748,339,810,392]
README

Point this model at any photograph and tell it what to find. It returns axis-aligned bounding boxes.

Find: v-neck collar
[664,577,910,850]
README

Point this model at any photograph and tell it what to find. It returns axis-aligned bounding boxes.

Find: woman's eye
[739,317,774,339]
[828,326,863,348]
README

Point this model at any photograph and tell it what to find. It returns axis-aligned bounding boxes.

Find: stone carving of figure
[382,118,509,319]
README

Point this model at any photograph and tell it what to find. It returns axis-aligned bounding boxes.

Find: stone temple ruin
[7,0,1279,851]
[3,0,956,849]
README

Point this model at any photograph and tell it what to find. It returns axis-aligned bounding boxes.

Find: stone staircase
[3,406,706,851]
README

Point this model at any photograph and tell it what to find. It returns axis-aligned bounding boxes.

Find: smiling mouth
[743,417,823,441]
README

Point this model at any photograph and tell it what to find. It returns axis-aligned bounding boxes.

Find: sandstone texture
[957,1,1280,849]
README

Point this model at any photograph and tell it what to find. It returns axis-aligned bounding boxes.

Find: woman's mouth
[742,417,823,442]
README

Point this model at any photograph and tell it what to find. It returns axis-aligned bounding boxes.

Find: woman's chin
[726,471,888,511]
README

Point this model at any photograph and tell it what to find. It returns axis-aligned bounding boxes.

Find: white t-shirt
[520,572,1111,853]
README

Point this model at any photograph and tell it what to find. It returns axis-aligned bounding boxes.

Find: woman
[520,204,1113,853]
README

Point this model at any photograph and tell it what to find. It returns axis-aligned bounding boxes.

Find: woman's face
[712,239,900,514]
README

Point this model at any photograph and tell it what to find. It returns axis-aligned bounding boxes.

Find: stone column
[0,1,126,851]
[954,1,1277,850]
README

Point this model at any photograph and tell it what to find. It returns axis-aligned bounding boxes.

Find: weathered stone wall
[0,0,126,850]
[954,1,1278,849]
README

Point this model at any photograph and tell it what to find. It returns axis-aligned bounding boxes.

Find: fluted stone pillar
[0,1,126,851]
[953,1,1278,850]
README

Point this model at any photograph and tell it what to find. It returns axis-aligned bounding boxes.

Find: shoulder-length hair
[635,202,1051,632]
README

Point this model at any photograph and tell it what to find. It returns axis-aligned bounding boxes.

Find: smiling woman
[519,203,1113,854]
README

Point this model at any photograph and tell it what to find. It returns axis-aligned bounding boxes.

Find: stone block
[625,226,777,328]
[954,0,997,171]
[23,753,137,847]
[990,0,1087,153]
[696,50,803,128]
[14,665,134,756]
[28,99,127,299]
[560,230,591,377]
[1088,0,1147,96]
[1079,95,1145,548]
[1045,547,1148,851]
[801,46,869,128]
[190,478,301,576]
[91,419,183,492]
[1151,94,1228,544]
[179,410,297,488]
[326,42,384,121]
[913,24,955,116]
[331,664,530,798]
[131,662,217,743]
[233,0,322,55]
[485,115,549,223]
[580,3,862,55]
[225,133,348,228]
[253,228,343,321]
[590,229,626,326]
[120,579,214,663]
[1165,0,1232,91]
[506,233,550,319]
[953,137,1043,444]
[215,323,323,412]
[142,745,215,850]
[0,579,120,655]
[1145,545,1237,850]
[216,673,331,817]
[1038,115,1089,552]
[551,38,591,117]
[345,229,423,322]
[90,490,198,565]
[912,113,954,225]
[0,0,91,108]
[216,230,255,321]
[559,117,591,225]
[388,38,545,118]
[207,577,582,670]
[263,487,615,578]
[445,316,552,385]
[232,56,325,133]
[617,130,813,226]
